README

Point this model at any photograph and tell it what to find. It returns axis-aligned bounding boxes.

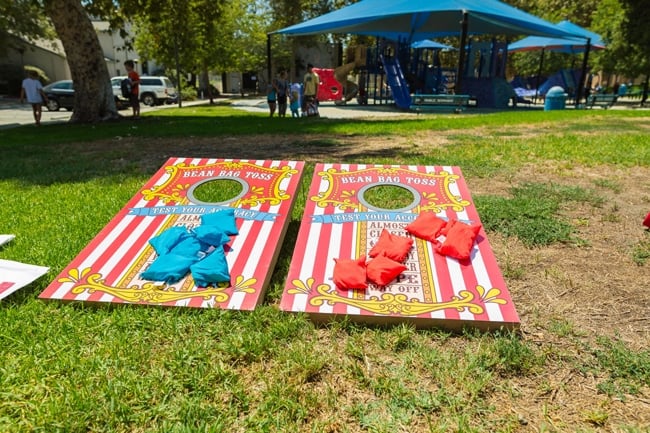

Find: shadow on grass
[0,114,414,186]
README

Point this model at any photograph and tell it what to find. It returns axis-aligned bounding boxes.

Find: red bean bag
[366,254,407,286]
[405,212,447,242]
[368,229,413,263]
[436,219,482,260]
[333,255,368,290]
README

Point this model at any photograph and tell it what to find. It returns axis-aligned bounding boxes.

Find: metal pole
[455,12,469,94]
[575,37,591,108]
[175,35,182,108]
[534,48,545,104]
[267,34,272,83]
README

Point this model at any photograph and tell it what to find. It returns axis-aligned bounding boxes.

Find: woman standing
[275,70,289,117]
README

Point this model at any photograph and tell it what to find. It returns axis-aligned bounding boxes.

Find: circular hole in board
[187,177,248,205]
[358,183,420,212]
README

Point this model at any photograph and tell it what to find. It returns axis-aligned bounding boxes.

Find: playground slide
[380,55,412,109]
[538,69,580,96]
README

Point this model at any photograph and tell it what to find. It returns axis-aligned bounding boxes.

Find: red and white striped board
[281,163,520,330]
[40,158,304,310]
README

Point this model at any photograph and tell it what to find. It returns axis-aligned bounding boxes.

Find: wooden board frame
[40,158,304,310]
[281,163,519,330]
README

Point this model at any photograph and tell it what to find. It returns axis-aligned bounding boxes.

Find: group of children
[267,75,302,118]
[268,66,319,118]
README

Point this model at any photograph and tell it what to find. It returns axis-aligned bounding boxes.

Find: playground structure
[511,69,582,104]
[313,59,364,105]
[312,38,515,110]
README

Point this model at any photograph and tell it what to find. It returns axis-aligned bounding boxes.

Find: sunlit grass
[1,106,649,432]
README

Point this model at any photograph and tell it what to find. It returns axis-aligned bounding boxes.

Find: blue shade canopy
[411,39,454,50]
[508,20,606,53]
[273,0,583,41]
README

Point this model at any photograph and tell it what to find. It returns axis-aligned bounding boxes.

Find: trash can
[544,86,567,111]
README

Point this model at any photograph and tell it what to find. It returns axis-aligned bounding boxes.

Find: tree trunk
[200,68,214,104]
[44,0,119,123]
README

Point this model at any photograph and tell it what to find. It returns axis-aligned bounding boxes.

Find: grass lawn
[1,105,649,432]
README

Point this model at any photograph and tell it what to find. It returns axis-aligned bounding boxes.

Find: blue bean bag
[201,208,239,236]
[190,245,231,287]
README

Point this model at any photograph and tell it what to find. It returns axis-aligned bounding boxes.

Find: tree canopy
[0,0,55,55]
[3,0,649,122]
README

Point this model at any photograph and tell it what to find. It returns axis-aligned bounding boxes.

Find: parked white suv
[111,76,177,106]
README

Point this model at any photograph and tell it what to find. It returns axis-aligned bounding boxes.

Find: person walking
[267,79,277,117]
[302,63,319,113]
[276,70,289,117]
[20,70,48,126]
[124,60,140,118]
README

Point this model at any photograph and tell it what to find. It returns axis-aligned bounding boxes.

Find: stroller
[303,96,319,117]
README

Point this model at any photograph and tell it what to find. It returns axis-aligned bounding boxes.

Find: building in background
[0,34,70,95]
[0,20,161,96]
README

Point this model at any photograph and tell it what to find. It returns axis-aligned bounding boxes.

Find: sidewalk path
[4,95,643,129]
[230,97,417,119]
[0,97,207,130]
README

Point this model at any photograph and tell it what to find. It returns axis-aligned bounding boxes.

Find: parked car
[44,79,131,111]
[111,76,177,106]
[43,80,74,111]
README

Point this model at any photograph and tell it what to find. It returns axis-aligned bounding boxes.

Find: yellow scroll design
[289,278,507,316]
[141,161,297,206]
[311,167,471,212]
[417,170,470,213]
[142,182,190,204]
[59,267,236,305]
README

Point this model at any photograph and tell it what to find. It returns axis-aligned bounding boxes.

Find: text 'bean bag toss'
[190,245,231,287]
[201,208,239,236]
[366,254,408,287]
[436,219,482,260]
[333,256,368,290]
[405,212,448,243]
[368,229,414,263]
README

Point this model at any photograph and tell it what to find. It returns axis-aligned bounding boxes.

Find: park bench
[625,89,643,99]
[410,94,471,113]
[585,93,617,109]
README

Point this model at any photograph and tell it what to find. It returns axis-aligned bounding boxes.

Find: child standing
[124,60,140,118]
[20,70,48,126]
[267,81,277,117]
[289,89,300,118]
[289,82,301,118]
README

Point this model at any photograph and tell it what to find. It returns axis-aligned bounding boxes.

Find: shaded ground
[73,122,650,430]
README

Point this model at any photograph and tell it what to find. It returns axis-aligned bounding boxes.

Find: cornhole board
[281,163,520,330]
[40,158,304,310]
[0,234,16,247]
[0,259,49,301]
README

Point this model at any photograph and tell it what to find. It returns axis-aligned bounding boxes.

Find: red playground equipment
[314,60,361,104]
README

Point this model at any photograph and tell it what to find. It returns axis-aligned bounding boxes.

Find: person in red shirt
[124,60,140,118]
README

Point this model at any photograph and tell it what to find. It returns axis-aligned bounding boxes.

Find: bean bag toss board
[40,158,304,310]
[0,260,49,301]
[1,234,50,300]
[281,163,519,330]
